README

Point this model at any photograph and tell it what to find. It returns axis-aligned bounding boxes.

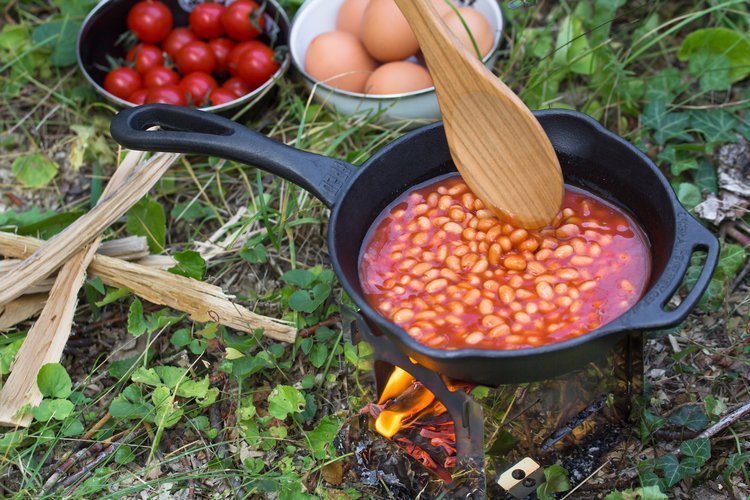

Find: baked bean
[510,229,529,245]
[393,308,414,323]
[412,262,433,275]
[571,255,594,266]
[554,245,574,259]
[479,299,494,315]
[425,278,448,293]
[461,253,479,270]
[465,332,484,344]
[471,259,489,274]
[464,289,482,305]
[527,261,546,276]
[443,221,463,235]
[536,282,554,299]
[488,243,502,265]
[516,289,534,300]
[438,195,453,210]
[504,255,527,271]
[463,228,477,241]
[499,236,513,252]
[620,279,634,292]
[449,207,465,222]
[519,238,540,252]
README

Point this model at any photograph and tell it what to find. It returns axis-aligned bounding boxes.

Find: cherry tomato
[179,72,218,106]
[222,76,250,97]
[127,0,173,43]
[162,27,197,59]
[176,40,216,75]
[209,87,236,106]
[227,40,255,75]
[146,84,187,105]
[126,44,164,74]
[221,0,266,41]
[143,65,180,88]
[189,2,224,39]
[128,88,149,105]
[104,67,142,100]
[208,38,234,74]
[235,41,279,89]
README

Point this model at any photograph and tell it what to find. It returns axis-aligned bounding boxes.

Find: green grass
[1,0,750,497]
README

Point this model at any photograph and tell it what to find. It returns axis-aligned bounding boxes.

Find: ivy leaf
[127,197,166,253]
[267,385,306,420]
[31,18,81,66]
[690,109,739,146]
[309,343,328,369]
[645,68,682,104]
[676,183,702,210]
[724,452,750,483]
[605,486,667,500]
[307,416,342,459]
[655,454,687,487]
[37,363,72,398]
[688,52,733,91]
[640,410,665,443]
[678,27,750,83]
[169,250,206,280]
[281,269,315,288]
[12,153,58,188]
[54,0,98,16]
[537,464,571,499]
[693,158,718,194]
[127,297,147,337]
[32,399,74,421]
[668,405,709,432]
[680,438,710,465]
[641,102,692,145]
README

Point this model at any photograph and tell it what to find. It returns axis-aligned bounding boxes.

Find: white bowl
[289,0,504,128]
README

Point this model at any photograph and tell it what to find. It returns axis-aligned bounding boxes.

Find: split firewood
[0,152,178,308]
[0,232,296,341]
[0,295,47,332]
[0,150,152,426]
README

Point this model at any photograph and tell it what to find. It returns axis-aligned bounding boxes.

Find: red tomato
[221,0,266,41]
[209,88,236,106]
[143,66,180,88]
[126,44,164,74]
[179,72,218,106]
[222,76,250,97]
[162,27,197,59]
[127,0,173,43]
[208,38,234,74]
[176,40,216,75]
[189,3,224,39]
[235,41,279,89]
[104,67,142,99]
[146,84,187,105]
[226,40,254,75]
[128,88,149,105]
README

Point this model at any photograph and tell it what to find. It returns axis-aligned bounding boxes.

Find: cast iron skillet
[111,104,719,386]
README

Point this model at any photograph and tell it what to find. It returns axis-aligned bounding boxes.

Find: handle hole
[673,246,713,312]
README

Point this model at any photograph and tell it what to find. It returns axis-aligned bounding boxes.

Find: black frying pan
[111,104,718,386]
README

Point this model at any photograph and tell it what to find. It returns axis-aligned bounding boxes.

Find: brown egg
[365,61,434,95]
[336,0,370,36]
[430,0,456,17]
[442,7,494,57]
[361,0,419,62]
[305,31,377,93]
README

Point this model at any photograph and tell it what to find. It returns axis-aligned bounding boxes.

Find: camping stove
[343,308,644,499]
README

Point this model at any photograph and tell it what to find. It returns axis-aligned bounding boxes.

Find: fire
[363,366,474,481]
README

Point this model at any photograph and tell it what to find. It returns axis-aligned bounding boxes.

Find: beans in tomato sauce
[359,174,650,350]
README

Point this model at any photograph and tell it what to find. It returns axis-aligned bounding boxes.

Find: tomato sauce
[359,174,651,350]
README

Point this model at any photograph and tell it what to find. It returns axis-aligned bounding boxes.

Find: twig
[0,150,148,427]
[561,459,612,499]
[697,400,750,440]
[299,315,341,337]
[0,232,297,343]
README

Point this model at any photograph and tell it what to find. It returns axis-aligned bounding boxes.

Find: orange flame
[374,367,447,438]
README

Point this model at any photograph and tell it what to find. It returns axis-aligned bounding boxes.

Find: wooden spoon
[393,0,563,229]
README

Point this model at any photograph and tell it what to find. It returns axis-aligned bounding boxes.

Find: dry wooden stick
[0,232,296,340]
[0,295,47,332]
[0,151,153,426]
[0,152,178,308]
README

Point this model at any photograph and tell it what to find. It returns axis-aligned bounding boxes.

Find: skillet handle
[631,213,719,329]
[110,104,355,208]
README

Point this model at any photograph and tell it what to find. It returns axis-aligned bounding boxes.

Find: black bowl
[77,0,291,112]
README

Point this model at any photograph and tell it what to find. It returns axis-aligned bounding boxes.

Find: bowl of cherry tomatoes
[77,0,290,112]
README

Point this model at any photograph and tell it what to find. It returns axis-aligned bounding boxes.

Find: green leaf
[54,0,98,16]
[169,250,206,280]
[704,395,727,417]
[281,269,315,288]
[37,363,72,398]
[154,366,187,389]
[288,283,332,313]
[694,158,718,193]
[668,405,708,432]
[307,415,342,459]
[1,339,24,376]
[309,343,328,369]
[171,328,192,348]
[127,297,147,337]
[176,376,210,399]
[537,464,571,500]
[690,109,739,145]
[680,438,710,464]
[95,287,131,307]
[31,18,81,66]
[640,410,665,442]
[678,27,750,83]
[61,417,84,437]
[605,486,667,500]
[231,351,274,378]
[114,445,136,465]
[688,52,733,91]
[645,68,682,104]
[127,198,166,253]
[12,153,58,188]
[655,454,689,487]
[724,451,750,483]
[171,201,213,221]
[131,367,162,387]
[267,385,306,420]
[554,16,596,75]
[641,102,692,145]
[32,399,74,421]
[676,183,702,210]
[88,276,105,295]
[239,235,268,264]
[152,386,183,428]
[0,430,26,453]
